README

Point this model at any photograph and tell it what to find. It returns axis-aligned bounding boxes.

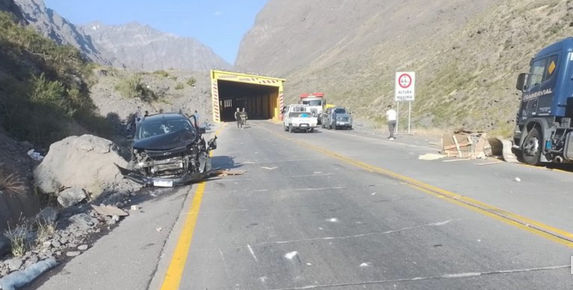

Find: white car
[283,111,317,133]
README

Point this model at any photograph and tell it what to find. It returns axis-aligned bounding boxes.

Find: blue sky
[44,0,269,64]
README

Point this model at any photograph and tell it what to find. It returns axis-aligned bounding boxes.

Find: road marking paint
[273,265,571,290]
[160,125,225,290]
[247,244,258,262]
[261,219,454,246]
[261,124,573,249]
[160,182,206,290]
[293,186,345,191]
[284,251,298,260]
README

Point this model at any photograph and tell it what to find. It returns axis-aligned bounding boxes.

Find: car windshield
[334,108,346,114]
[136,117,193,139]
[302,100,322,106]
[290,112,310,118]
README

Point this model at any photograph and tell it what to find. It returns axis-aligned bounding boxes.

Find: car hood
[134,129,196,151]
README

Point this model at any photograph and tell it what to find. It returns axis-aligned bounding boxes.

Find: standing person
[385,105,397,140]
[241,108,248,126]
[234,108,242,128]
[193,110,200,127]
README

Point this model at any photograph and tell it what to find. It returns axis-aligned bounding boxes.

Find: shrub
[0,166,25,196]
[186,77,196,87]
[4,223,30,257]
[36,218,56,244]
[175,83,185,90]
[0,11,106,147]
[115,75,158,102]
[153,70,170,78]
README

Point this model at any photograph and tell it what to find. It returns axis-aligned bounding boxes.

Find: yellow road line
[160,182,206,290]
[161,124,225,290]
[262,125,573,248]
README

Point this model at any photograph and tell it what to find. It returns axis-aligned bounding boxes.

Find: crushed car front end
[117,114,217,187]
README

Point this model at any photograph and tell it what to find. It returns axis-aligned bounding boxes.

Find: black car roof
[141,113,188,123]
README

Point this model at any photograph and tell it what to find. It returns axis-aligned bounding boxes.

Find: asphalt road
[148,121,573,289]
[33,120,573,290]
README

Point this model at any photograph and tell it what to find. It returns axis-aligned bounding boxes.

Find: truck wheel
[521,127,542,165]
[289,125,293,133]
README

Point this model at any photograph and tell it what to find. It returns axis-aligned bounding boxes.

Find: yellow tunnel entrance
[211,70,285,123]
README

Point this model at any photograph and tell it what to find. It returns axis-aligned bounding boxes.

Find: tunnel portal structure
[211,70,285,123]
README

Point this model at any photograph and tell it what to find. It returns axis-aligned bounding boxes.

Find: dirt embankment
[0,130,41,233]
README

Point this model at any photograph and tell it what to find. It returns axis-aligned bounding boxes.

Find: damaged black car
[117,113,217,187]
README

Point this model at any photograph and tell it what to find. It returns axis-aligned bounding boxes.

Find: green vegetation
[114,75,158,102]
[3,223,30,257]
[175,83,185,90]
[186,77,196,87]
[0,11,113,147]
[153,70,170,78]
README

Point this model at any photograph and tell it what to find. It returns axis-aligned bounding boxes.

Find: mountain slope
[14,0,106,63]
[79,22,231,72]
[14,0,231,72]
[237,0,573,135]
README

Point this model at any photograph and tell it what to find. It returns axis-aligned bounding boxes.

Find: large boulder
[33,135,129,199]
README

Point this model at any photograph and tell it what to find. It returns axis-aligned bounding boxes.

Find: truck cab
[514,37,573,164]
[299,93,325,124]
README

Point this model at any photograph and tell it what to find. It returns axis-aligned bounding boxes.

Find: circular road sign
[398,73,412,89]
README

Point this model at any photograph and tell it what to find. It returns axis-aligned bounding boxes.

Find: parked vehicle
[283,111,318,133]
[299,93,326,124]
[514,37,573,165]
[322,107,353,130]
[117,113,217,187]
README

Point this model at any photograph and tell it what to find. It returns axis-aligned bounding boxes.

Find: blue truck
[514,37,573,164]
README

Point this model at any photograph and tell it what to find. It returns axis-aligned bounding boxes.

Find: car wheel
[521,127,542,165]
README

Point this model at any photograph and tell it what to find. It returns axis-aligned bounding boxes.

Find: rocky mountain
[13,0,230,72]
[13,0,106,64]
[0,0,24,23]
[78,22,231,72]
[237,0,573,135]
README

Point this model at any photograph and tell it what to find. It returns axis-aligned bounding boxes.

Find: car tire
[521,126,542,165]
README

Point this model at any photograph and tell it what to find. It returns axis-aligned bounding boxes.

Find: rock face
[78,22,231,72]
[56,187,86,208]
[0,0,25,23]
[33,135,129,198]
[13,0,106,64]
[13,0,231,71]
[236,0,573,132]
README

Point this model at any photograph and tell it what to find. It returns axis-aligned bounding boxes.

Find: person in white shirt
[385,105,397,140]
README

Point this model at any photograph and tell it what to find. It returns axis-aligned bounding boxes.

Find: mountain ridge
[13,0,231,72]
[237,0,573,135]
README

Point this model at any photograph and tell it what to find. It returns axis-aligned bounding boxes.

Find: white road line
[272,264,571,289]
[292,187,345,192]
[260,219,455,246]
[247,244,258,262]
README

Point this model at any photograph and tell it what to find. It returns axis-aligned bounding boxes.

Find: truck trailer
[514,37,573,165]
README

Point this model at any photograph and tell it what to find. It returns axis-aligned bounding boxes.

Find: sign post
[394,72,415,134]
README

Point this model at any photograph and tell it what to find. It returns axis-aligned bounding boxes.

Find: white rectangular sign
[395,72,416,102]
